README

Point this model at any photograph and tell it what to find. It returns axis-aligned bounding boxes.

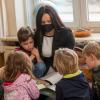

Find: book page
[36,84,46,90]
[36,82,56,91]
[48,85,56,91]
[37,68,62,91]
[41,72,63,85]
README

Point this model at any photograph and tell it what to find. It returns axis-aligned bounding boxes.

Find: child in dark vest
[53,48,91,100]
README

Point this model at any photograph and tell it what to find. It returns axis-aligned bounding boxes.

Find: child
[3,51,40,100]
[74,46,92,81]
[53,48,91,100]
[83,41,100,100]
[17,27,46,78]
[74,47,86,66]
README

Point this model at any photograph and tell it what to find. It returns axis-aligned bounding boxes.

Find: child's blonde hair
[4,51,35,82]
[83,41,100,59]
[53,48,79,75]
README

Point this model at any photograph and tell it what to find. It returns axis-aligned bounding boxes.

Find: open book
[36,72,63,91]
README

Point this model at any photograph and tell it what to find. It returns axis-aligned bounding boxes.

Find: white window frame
[31,0,100,32]
[64,0,81,28]
[30,0,84,29]
[81,0,100,32]
[1,0,100,37]
[14,0,27,31]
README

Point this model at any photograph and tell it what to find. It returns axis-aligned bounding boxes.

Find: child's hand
[31,48,39,57]
[36,79,50,86]
[30,54,35,60]
[31,48,42,62]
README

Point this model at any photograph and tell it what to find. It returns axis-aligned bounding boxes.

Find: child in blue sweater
[53,48,91,100]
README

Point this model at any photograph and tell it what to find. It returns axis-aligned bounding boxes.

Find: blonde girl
[3,51,39,100]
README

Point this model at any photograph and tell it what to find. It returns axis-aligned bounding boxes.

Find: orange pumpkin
[74,29,91,37]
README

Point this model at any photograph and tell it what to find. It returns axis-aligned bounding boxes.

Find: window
[87,0,100,21]
[32,0,78,28]
[14,0,26,31]
[1,0,100,37]
[31,0,100,32]
[81,0,100,32]
[41,0,74,22]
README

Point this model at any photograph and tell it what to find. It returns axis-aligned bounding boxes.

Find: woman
[34,5,75,75]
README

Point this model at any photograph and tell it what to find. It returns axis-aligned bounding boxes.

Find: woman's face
[41,13,52,25]
[41,13,54,33]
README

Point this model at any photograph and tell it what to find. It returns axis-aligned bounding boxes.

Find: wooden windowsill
[0,33,100,42]
[0,36,18,42]
[75,33,100,42]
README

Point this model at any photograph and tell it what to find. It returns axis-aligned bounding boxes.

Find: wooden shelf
[0,36,18,42]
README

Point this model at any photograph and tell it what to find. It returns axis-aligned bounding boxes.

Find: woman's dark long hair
[36,5,66,32]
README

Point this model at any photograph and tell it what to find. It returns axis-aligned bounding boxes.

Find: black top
[34,27,75,74]
[34,27,75,58]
